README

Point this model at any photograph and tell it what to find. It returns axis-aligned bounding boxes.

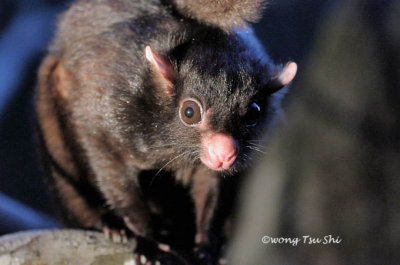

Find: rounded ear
[267,62,298,93]
[38,55,71,101]
[145,46,175,95]
[38,55,59,92]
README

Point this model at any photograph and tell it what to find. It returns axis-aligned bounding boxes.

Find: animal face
[144,31,296,174]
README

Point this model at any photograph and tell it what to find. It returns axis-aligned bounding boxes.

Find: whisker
[246,145,266,155]
[247,142,265,148]
[247,140,267,143]
[242,153,251,161]
[146,144,176,149]
[150,151,190,185]
[247,142,264,148]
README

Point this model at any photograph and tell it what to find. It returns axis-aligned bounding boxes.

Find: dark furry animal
[36,0,297,264]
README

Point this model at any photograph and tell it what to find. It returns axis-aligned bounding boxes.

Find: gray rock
[0,229,137,265]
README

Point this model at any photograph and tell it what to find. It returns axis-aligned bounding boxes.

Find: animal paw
[133,253,162,265]
[102,226,128,244]
[134,237,188,265]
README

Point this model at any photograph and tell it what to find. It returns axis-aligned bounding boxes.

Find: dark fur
[170,0,267,31]
[36,0,285,263]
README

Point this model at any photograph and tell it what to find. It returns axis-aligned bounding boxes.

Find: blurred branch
[0,229,137,265]
[229,0,400,264]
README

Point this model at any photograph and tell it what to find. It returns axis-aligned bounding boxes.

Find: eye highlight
[179,98,203,126]
[245,102,261,127]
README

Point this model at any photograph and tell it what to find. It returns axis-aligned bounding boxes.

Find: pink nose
[200,133,238,170]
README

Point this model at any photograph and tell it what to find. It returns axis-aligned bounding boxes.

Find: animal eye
[179,99,203,126]
[245,102,261,127]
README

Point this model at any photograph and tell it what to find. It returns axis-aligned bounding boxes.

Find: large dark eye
[245,102,261,127]
[179,99,203,126]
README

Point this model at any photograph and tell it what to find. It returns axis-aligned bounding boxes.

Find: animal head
[145,29,297,173]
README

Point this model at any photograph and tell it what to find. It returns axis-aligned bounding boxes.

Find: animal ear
[145,46,175,95]
[267,62,298,93]
[38,55,71,101]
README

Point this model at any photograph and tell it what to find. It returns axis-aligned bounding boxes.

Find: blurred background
[0,0,398,264]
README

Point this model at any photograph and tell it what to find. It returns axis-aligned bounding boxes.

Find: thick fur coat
[36,0,296,264]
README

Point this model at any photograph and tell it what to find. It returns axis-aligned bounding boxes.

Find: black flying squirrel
[36,0,297,264]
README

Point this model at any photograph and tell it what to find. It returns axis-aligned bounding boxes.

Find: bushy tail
[170,0,267,31]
